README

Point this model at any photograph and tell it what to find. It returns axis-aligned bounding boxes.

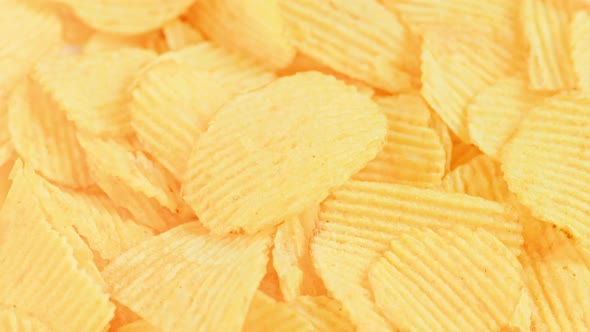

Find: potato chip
[259,256,284,301]
[368,226,523,331]
[108,300,142,332]
[273,206,325,301]
[0,308,52,332]
[291,296,355,332]
[32,49,156,137]
[279,0,419,93]
[56,0,195,35]
[83,33,148,54]
[450,140,482,170]
[503,289,534,332]
[130,60,231,178]
[182,72,387,234]
[102,222,271,332]
[570,9,590,91]
[0,163,114,332]
[467,74,552,158]
[501,92,590,246]
[242,291,316,332]
[521,0,577,91]
[116,320,161,332]
[186,0,295,69]
[353,94,446,187]
[51,3,93,45]
[421,29,522,142]
[78,135,184,232]
[441,154,512,202]
[0,157,14,209]
[0,101,14,167]
[161,19,203,51]
[157,42,276,94]
[429,111,453,172]
[8,80,93,188]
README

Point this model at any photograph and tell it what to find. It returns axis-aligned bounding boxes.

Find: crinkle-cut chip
[50,3,93,44]
[8,81,93,188]
[0,157,14,209]
[130,61,231,178]
[571,9,590,91]
[83,33,149,54]
[0,163,115,332]
[32,49,157,137]
[467,74,552,158]
[186,0,295,69]
[450,140,482,170]
[521,0,577,91]
[291,296,355,332]
[56,0,195,35]
[421,29,522,142]
[78,135,183,232]
[441,154,512,202]
[0,1,62,99]
[519,224,590,331]
[501,92,590,247]
[353,94,446,187]
[502,289,534,332]
[273,206,325,301]
[161,19,203,51]
[182,72,387,234]
[368,227,523,331]
[311,180,521,332]
[157,42,276,94]
[429,111,453,172]
[279,0,420,93]
[242,292,316,332]
[0,308,52,332]
[116,320,161,332]
[102,222,271,332]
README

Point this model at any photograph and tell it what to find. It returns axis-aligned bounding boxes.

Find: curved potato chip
[368,227,523,331]
[32,49,157,137]
[8,81,93,188]
[450,140,482,170]
[116,320,161,332]
[182,72,387,234]
[0,308,52,332]
[242,292,316,332]
[571,9,590,91]
[521,0,576,90]
[0,163,114,332]
[467,74,551,158]
[186,0,295,69]
[57,0,195,35]
[130,60,231,178]
[102,223,271,332]
[291,296,355,332]
[161,19,203,51]
[279,0,419,92]
[353,94,446,187]
[501,92,590,246]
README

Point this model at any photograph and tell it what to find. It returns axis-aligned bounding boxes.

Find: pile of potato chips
[2,0,590,331]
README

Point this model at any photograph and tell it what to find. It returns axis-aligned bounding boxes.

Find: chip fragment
[242,292,316,332]
[182,72,387,234]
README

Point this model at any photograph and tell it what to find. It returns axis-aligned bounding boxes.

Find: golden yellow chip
[116,320,161,332]
[83,33,148,54]
[429,110,453,172]
[157,42,276,94]
[130,60,231,179]
[501,92,590,246]
[450,139,482,170]
[467,74,552,158]
[0,308,52,332]
[353,94,446,187]
[56,0,195,35]
[32,49,156,137]
[242,291,316,332]
[186,0,295,69]
[521,0,576,90]
[0,163,114,332]
[291,296,355,332]
[102,222,272,332]
[0,100,14,168]
[161,19,203,51]
[441,154,512,202]
[51,3,93,45]
[368,226,523,331]
[571,9,590,91]
[8,80,93,188]
[0,157,14,209]
[503,289,534,332]
[258,257,284,301]
[279,0,419,93]
[182,72,387,234]
[108,300,142,332]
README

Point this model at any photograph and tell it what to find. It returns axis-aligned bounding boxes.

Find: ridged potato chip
[521,0,577,90]
[291,296,355,332]
[0,162,114,332]
[501,92,590,246]
[368,226,523,331]
[186,0,295,69]
[279,0,419,92]
[130,60,231,178]
[32,49,156,137]
[182,72,387,234]
[102,222,271,332]
[429,111,453,172]
[467,74,551,158]
[161,19,203,51]
[8,80,93,188]
[0,308,52,332]
[353,94,446,187]
[116,320,161,332]
[56,0,195,35]
[570,9,590,91]
[242,291,316,332]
